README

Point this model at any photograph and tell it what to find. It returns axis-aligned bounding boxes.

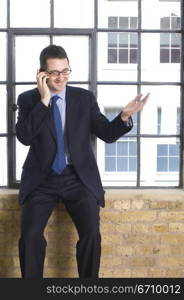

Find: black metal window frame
[0,0,183,189]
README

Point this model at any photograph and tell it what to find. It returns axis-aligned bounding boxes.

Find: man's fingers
[42,76,49,88]
[140,93,150,106]
[134,93,143,102]
[137,93,150,106]
[142,93,150,101]
[134,93,150,101]
[124,93,149,115]
[37,73,49,86]
[128,94,142,106]
[132,93,150,113]
[37,71,48,79]
[136,94,150,110]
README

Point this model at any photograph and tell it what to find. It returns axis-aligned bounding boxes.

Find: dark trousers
[19,165,101,278]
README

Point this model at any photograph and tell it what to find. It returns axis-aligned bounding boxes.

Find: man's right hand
[36,70,50,107]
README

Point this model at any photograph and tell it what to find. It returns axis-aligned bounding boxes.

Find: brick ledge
[0,188,184,200]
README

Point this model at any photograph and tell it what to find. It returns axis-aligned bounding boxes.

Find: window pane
[0,85,7,133]
[98,85,137,122]
[0,0,7,28]
[142,0,181,29]
[98,0,138,28]
[54,0,94,28]
[53,36,89,81]
[108,49,117,63]
[104,139,137,173]
[105,157,116,172]
[117,142,128,156]
[119,49,128,63]
[141,33,181,82]
[169,157,179,171]
[129,157,137,171]
[157,157,168,171]
[10,0,50,27]
[129,115,137,135]
[171,16,181,29]
[117,157,128,171]
[169,144,179,156]
[98,33,137,81]
[171,33,181,47]
[130,49,137,63]
[15,36,50,82]
[102,142,137,186]
[105,143,116,156]
[160,17,170,29]
[140,138,180,186]
[0,33,7,81]
[0,137,7,186]
[171,49,180,63]
[129,142,137,155]
[157,145,168,156]
[140,86,180,135]
[108,17,118,28]
[160,49,169,63]
[130,33,138,47]
[119,17,129,29]
[130,17,138,29]
[160,33,170,47]
[15,138,29,181]
[119,33,128,48]
[108,33,118,48]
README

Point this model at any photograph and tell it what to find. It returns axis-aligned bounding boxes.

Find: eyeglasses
[46,68,72,77]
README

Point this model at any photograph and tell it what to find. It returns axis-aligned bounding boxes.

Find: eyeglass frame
[45,68,72,77]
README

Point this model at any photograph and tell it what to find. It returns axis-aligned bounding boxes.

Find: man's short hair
[39,44,69,70]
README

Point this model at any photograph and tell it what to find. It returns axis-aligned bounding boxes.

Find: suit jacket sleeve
[16,93,50,146]
[90,92,133,143]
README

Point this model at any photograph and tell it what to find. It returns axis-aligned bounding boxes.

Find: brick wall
[0,189,184,278]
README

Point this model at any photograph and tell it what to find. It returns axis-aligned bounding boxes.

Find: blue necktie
[51,95,66,174]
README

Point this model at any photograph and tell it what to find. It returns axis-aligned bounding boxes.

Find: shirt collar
[50,86,66,100]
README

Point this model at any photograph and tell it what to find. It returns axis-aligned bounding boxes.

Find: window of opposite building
[0,0,183,188]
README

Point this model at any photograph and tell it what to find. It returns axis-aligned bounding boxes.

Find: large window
[0,0,183,189]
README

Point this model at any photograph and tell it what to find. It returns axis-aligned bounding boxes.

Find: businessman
[16,45,149,278]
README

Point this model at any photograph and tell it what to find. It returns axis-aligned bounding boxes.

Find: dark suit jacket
[15,85,133,207]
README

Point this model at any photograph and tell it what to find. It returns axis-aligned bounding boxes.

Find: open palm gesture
[121,93,150,121]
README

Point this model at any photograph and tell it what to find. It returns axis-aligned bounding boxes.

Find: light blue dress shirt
[50,87,71,164]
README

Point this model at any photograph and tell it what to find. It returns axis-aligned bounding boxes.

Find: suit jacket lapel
[32,88,56,144]
[46,108,57,143]
[65,85,79,143]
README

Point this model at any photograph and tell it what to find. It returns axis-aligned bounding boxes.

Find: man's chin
[50,83,66,92]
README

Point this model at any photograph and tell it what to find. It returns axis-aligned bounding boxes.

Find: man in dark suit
[16,45,149,278]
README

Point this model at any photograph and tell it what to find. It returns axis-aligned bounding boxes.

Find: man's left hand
[121,93,150,121]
